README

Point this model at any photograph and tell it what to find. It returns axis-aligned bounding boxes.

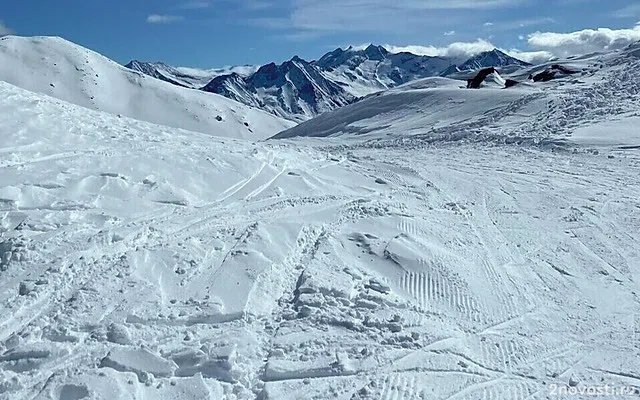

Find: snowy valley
[0,34,639,400]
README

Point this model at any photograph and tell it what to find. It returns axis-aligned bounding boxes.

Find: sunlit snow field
[0,37,639,399]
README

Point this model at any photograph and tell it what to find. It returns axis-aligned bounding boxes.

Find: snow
[125,62,259,90]
[1,38,640,400]
[571,117,640,148]
[175,65,259,81]
[0,36,293,140]
[272,77,546,140]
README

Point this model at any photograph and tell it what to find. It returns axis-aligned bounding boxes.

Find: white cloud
[444,30,456,36]
[146,14,185,24]
[381,39,555,64]
[0,20,14,37]
[507,49,554,64]
[528,25,640,57]
[384,39,496,59]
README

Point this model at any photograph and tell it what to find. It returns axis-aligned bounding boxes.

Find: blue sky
[2,0,640,68]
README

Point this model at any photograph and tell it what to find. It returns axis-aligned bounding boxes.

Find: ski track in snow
[1,45,640,400]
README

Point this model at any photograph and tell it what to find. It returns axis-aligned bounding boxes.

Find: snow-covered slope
[177,65,259,80]
[0,36,293,139]
[1,42,639,400]
[272,76,547,141]
[124,60,201,88]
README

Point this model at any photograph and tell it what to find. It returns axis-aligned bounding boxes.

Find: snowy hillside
[1,41,639,399]
[272,77,542,140]
[0,36,293,139]
[176,65,259,80]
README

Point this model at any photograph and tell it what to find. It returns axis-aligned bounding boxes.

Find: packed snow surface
[1,40,639,400]
[0,36,293,140]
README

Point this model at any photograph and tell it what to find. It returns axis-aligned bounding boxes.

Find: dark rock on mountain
[467,67,497,89]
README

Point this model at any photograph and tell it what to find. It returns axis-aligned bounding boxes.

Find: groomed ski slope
[1,43,640,400]
[0,36,294,140]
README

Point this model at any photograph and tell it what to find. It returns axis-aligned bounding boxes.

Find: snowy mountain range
[125,60,258,89]
[202,55,355,122]
[128,46,529,121]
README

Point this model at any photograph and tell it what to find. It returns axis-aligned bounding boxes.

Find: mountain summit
[202,56,354,122]
[457,49,531,71]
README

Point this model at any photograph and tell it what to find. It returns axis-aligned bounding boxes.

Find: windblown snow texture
[0,37,639,400]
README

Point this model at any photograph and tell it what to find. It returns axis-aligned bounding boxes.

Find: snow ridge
[0,35,293,140]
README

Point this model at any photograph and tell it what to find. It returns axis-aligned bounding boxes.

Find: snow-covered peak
[202,55,355,122]
[363,44,388,60]
[176,64,259,79]
[125,60,259,89]
[315,44,390,70]
[457,48,530,71]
